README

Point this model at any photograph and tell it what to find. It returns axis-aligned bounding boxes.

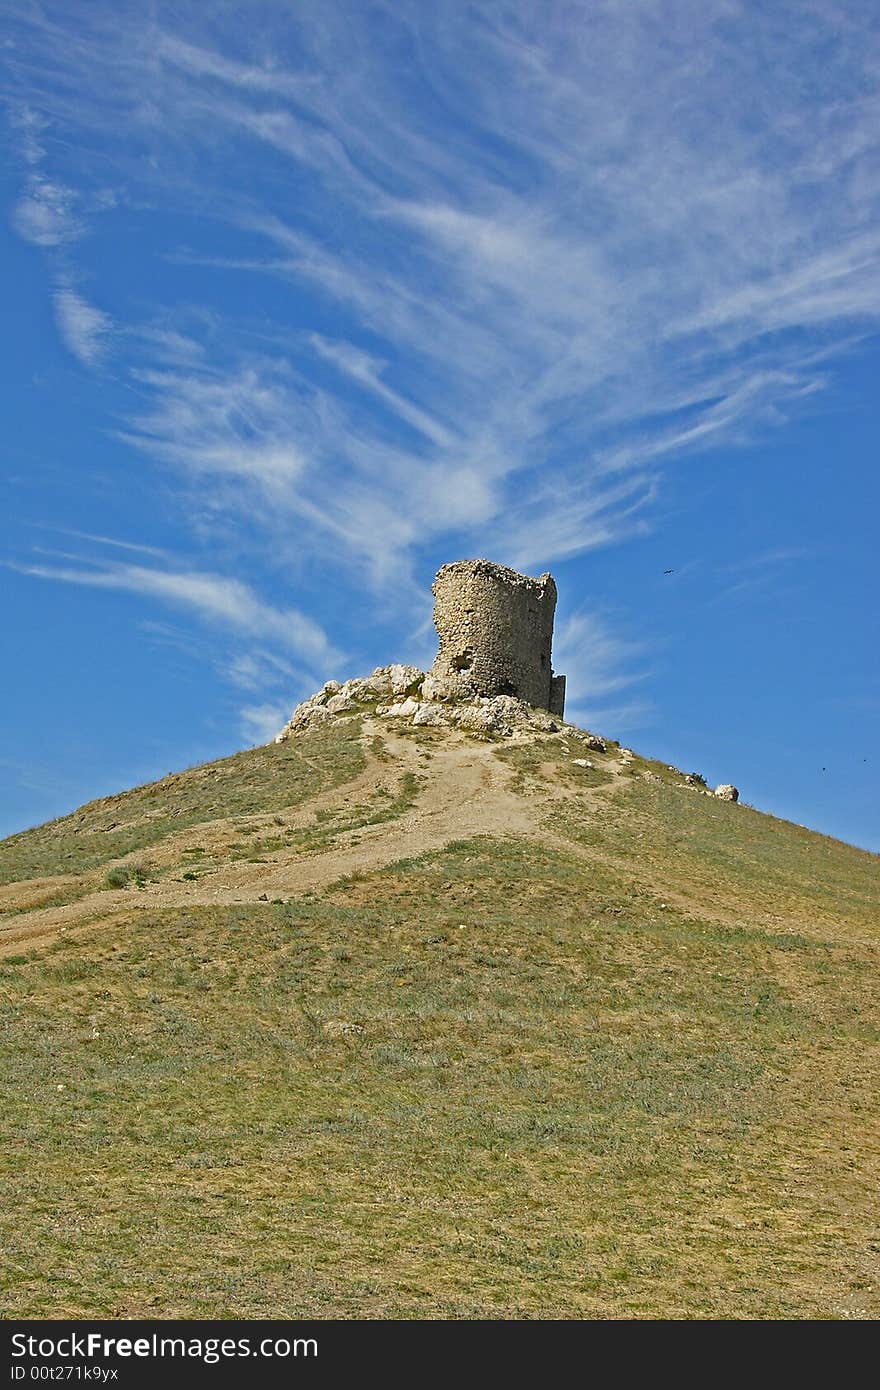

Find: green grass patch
[2,835,877,1319]
[229,771,423,864]
[557,775,880,936]
[0,723,366,886]
[494,737,615,791]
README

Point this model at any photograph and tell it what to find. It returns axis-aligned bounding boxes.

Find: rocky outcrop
[273,666,744,799]
[275,665,562,742]
[271,559,742,794]
[714,784,739,802]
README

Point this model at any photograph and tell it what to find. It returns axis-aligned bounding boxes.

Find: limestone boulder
[420,673,456,703]
[382,696,422,720]
[325,692,356,715]
[336,678,371,702]
[527,709,559,732]
[275,696,334,740]
[412,705,448,727]
[485,694,528,725]
[388,664,425,696]
[364,668,394,698]
[451,704,505,735]
[715,784,739,802]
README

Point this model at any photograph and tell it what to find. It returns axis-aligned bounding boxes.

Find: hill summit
[0,561,877,1319]
[277,558,738,799]
[279,557,568,741]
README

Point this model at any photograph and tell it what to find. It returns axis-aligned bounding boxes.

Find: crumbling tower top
[429,558,565,716]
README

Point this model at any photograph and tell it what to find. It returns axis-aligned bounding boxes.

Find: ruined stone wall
[429,559,564,714]
[548,674,566,719]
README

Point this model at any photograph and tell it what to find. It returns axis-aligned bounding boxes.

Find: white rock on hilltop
[274,663,569,743]
[388,664,424,695]
[382,696,422,719]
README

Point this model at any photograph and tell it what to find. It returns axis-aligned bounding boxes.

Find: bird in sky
[663,569,675,575]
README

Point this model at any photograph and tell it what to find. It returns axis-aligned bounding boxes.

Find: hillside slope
[1,714,878,1318]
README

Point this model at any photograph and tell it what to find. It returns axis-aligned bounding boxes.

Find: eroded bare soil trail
[6,718,869,959]
[1,722,604,955]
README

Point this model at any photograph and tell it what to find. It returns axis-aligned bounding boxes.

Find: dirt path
[0,721,545,955]
[6,722,849,958]
[160,722,539,901]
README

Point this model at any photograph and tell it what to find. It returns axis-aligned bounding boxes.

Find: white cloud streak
[5,0,880,709]
[11,176,83,246]
[238,701,294,745]
[53,287,112,366]
[554,610,652,729]
[7,559,343,674]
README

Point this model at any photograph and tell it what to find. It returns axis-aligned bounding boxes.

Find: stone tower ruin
[429,559,566,717]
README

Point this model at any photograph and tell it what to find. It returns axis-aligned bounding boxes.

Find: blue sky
[2,0,878,851]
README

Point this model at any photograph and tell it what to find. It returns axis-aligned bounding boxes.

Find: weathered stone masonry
[429,559,565,716]
[276,558,569,743]
[274,558,739,795]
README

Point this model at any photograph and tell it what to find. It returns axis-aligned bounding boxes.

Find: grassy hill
[1,714,878,1318]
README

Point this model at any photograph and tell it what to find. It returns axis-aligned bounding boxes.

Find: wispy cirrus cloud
[11,176,83,246]
[226,650,299,694]
[5,0,880,713]
[118,363,311,504]
[7,556,342,674]
[24,524,168,558]
[712,546,812,605]
[8,105,49,166]
[238,701,296,746]
[554,610,653,731]
[53,286,112,366]
[308,334,455,449]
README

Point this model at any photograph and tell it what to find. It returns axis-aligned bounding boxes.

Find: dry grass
[0,719,878,1318]
[0,724,366,887]
[559,775,880,939]
[2,839,878,1318]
